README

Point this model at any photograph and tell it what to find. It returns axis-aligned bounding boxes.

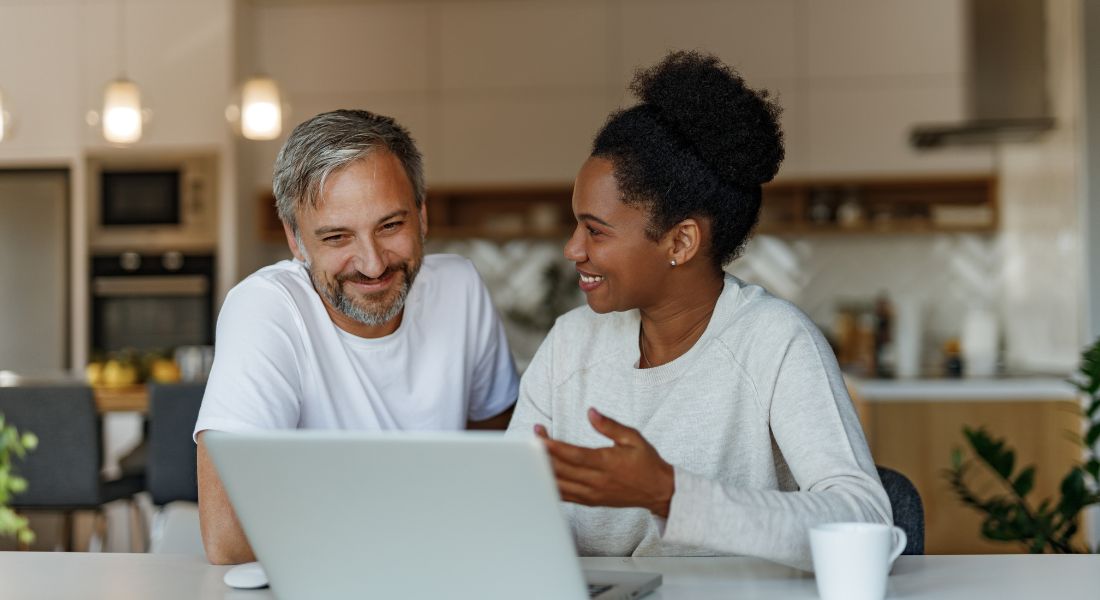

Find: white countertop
[2,552,1099,599]
[849,375,1080,401]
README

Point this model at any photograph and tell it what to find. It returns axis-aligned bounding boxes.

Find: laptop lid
[205,431,595,600]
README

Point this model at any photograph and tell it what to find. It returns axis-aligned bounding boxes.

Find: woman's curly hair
[592,50,784,268]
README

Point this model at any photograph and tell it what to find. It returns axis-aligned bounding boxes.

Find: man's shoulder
[222,259,316,321]
[229,259,308,295]
[413,254,485,305]
[420,253,479,283]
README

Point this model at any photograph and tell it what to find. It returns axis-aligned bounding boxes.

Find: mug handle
[889,526,908,564]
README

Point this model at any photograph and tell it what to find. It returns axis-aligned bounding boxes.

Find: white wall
[234,0,997,276]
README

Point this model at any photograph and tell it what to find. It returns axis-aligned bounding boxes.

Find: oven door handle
[93,275,209,297]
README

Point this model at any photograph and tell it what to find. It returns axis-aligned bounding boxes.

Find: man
[194,109,518,565]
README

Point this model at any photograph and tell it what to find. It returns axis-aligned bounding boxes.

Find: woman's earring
[670,259,677,267]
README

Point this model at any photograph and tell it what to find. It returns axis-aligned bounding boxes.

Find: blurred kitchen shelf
[257,174,996,242]
[426,185,574,240]
[758,174,997,236]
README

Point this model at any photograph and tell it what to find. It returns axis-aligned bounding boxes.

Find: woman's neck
[638,272,725,368]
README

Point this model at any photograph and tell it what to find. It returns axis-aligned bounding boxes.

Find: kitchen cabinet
[851,378,1083,554]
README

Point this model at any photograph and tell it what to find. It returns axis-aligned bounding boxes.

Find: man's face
[285,151,427,336]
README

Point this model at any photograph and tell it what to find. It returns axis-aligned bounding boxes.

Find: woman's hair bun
[630,50,784,186]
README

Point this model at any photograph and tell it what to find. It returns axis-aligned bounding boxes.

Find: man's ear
[418,200,429,239]
[284,221,306,262]
[664,218,702,266]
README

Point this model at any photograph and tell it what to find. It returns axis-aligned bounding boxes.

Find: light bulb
[103,79,142,144]
[241,76,282,140]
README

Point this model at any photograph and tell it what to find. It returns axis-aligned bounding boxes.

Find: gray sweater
[508,275,891,571]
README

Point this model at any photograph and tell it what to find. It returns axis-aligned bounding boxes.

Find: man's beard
[309,259,421,327]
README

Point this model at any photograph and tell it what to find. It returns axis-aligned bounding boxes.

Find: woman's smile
[577,270,605,292]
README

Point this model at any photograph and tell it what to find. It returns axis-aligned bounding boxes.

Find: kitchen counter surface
[849,375,1079,402]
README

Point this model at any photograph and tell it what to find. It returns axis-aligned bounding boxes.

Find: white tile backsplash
[730,233,1007,360]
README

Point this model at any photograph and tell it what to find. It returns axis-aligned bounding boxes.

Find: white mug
[810,522,906,600]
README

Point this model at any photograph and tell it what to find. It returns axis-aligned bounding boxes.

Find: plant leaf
[1086,459,1100,483]
[1013,467,1036,497]
[1087,423,1100,448]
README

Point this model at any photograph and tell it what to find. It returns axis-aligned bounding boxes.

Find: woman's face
[564,157,668,314]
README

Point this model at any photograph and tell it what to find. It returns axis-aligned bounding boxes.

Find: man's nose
[352,237,387,278]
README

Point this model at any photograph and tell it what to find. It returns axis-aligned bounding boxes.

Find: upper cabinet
[235,0,994,193]
[0,3,83,159]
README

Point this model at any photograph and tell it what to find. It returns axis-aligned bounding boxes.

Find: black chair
[147,383,205,506]
[877,465,924,555]
[144,383,206,555]
[0,385,145,550]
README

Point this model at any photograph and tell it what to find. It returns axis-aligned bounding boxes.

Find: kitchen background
[1,0,1100,553]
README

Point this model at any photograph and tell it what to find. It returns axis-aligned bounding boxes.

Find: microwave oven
[88,153,218,251]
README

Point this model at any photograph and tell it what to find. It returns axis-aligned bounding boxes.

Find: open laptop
[204,430,662,600]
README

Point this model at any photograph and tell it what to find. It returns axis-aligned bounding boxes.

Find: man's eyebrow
[312,210,410,237]
[577,213,614,228]
[313,225,348,237]
[375,209,409,225]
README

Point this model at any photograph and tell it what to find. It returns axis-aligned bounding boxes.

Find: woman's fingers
[588,408,643,447]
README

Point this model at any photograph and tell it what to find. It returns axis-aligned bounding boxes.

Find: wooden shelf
[426,185,574,241]
[256,174,997,242]
[758,174,997,236]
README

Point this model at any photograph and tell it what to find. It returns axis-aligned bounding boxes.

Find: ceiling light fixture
[102,0,143,144]
[239,75,283,141]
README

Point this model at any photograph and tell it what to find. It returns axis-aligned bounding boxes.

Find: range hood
[910,0,1054,149]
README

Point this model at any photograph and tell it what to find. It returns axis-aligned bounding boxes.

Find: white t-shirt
[194,254,518,437]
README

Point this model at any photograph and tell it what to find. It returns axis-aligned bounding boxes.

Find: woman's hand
[534,408,675,518]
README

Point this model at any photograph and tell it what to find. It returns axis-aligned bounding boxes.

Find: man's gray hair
[273,109,425,234]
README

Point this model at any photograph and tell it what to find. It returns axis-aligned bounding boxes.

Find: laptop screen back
[205,431,589,600]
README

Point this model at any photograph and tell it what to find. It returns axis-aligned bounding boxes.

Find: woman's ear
[665,218,702,266]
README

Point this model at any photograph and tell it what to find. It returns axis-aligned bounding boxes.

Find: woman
[507,51,891,571]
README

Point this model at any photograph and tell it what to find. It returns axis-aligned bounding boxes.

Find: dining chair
[876,465,924,555]
[0,385,145,551]
[146,382,206,555]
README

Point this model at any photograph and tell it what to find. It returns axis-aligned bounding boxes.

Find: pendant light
[239,75,283,140]
[102,0,143,144]
[102,79,142,144]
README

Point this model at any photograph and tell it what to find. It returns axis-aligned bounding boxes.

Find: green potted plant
[0,414,37,546]
[945,338,1100,553]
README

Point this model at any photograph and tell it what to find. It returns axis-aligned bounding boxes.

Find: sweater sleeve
[661,315,892,572]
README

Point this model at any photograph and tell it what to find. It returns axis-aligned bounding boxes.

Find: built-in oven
[90,252,215,355]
